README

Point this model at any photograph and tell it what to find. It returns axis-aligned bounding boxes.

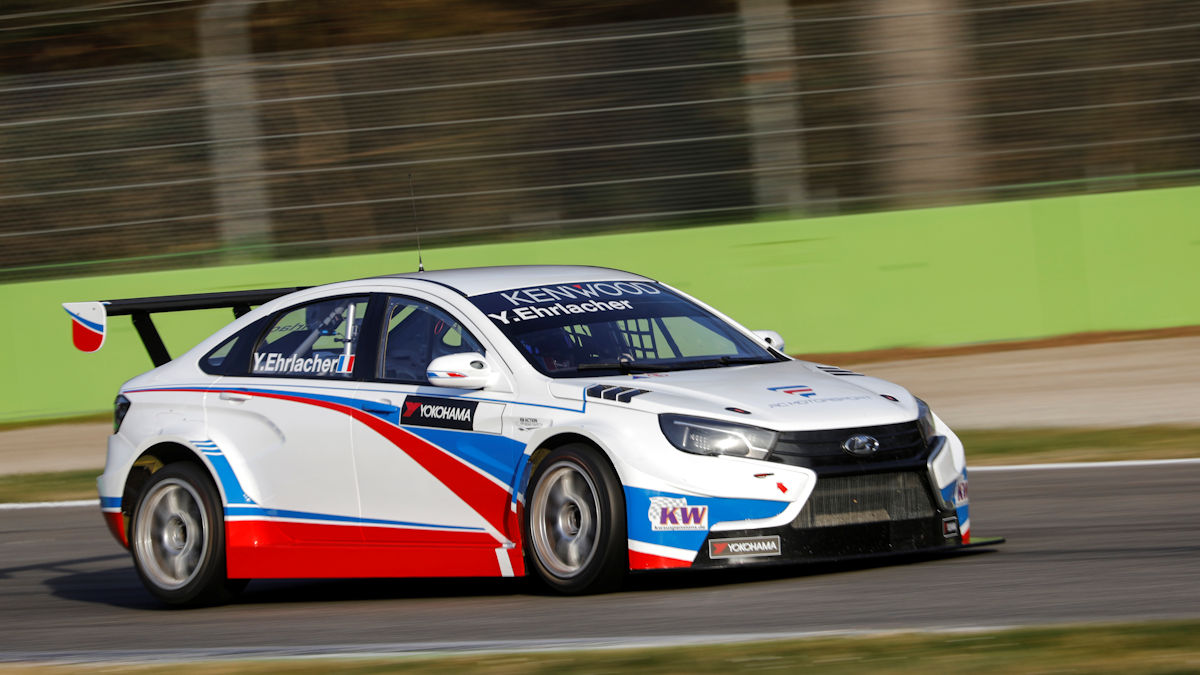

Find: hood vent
[586,384,649,403]
[816,365,863,376]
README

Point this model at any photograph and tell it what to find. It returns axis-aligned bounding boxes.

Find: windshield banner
[473,281,662,327]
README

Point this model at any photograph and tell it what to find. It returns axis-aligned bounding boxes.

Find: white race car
[65,265,986,605]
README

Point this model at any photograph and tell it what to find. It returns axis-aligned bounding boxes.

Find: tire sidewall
[130,463,229,606]
[523,443,626,594]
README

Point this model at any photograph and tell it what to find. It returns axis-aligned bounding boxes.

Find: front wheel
[130,463,241,606]
[524,444,627,594]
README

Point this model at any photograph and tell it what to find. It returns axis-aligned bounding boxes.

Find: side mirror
[426,352,493,389]
[752,330,786,353]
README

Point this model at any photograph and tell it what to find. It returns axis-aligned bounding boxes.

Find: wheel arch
[521,430,625,501]
[521,433,630,593]
[121,441,220,541]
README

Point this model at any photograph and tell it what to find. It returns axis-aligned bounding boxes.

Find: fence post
[739,0,806,217]
[865,0,979,207]
[198,0,272,262]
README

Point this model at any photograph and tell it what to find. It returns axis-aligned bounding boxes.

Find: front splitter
[680,517,1004,570]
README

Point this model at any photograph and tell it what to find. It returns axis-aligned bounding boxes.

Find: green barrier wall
[3,185,1198,423]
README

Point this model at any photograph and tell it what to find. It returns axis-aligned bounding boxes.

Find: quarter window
[251,296,369,378]
[200,332,241,375]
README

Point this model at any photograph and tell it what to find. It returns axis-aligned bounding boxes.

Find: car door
[205,293,370,545]
[349,294,525,573]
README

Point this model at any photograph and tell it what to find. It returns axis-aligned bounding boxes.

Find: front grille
[768,420,928,473]
[791,472,935,529]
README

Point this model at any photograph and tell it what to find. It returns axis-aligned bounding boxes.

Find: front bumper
[693,514,959,568]
[694,466,965,568]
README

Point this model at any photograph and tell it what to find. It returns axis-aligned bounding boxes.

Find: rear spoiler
[63,287,307,367]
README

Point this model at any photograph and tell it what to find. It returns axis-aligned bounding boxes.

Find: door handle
[363,400,398,414]
[219,391,251,402]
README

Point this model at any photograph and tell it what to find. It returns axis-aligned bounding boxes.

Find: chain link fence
[2,0,1198,281]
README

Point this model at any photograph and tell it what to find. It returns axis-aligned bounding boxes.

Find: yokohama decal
[402,395,478,431]
[709,536,781,558]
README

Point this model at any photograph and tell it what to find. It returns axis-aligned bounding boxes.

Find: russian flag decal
[63,302,107,352]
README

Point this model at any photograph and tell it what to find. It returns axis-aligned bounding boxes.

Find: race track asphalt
[1,463,1197,663]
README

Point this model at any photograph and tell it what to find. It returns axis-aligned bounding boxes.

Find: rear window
[250,296,369,379]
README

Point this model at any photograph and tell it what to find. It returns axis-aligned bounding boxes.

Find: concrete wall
[3,185,1196,422]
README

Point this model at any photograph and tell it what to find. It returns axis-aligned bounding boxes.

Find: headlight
[113,394,131,433]
[916,398,937,442]
[659,414,778,460]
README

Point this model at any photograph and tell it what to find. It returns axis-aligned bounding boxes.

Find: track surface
[2,464,1198,662]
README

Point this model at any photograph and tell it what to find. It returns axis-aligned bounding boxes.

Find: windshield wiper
[720,356,774,365]
[677,356,775,369]
[575,361,674,373]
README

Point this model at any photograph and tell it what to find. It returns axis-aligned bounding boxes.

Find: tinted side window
[199,316,270,376]
[200,333,239,375]
[251,296,369,379]
[378,296,483,383]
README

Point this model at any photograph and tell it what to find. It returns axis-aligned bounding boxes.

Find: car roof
[378,265,655,297]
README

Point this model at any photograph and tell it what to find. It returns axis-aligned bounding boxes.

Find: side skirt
[225,520,520,579]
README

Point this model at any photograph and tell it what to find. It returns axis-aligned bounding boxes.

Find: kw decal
[648,496,708,531]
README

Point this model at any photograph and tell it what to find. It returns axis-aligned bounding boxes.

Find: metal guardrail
[1,0,1197,280]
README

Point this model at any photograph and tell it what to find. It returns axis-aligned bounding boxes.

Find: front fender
[522,411,813,515]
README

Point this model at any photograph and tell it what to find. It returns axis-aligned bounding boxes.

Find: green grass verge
[0,470,99,503]
[1,427,1196,504]
[0,412,109,431]
[959,426,1200,465]
[15,621,1200,673]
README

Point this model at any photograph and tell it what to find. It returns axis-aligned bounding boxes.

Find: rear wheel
[524,444,626,594]
[130,463,242,606]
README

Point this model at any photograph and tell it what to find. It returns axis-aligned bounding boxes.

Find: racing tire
[130,463,242,606]
[524,443,627,594]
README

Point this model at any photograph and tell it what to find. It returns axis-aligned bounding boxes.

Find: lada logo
[841,434,880,457]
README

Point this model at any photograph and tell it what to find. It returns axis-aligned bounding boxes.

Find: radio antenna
[408,173,424,272]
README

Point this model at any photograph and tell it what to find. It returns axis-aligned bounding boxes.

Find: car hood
[551,360,920,431]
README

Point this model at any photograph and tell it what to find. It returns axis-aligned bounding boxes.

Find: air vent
[816,365,863,376]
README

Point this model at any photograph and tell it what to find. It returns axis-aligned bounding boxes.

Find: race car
[64,265,991,605]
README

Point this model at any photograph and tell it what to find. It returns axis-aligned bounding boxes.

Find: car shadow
[621,546,1000,594]
[27,554,163,610]
[42,546,1000,609]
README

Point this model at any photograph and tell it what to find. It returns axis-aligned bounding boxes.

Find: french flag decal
[336,354,355,374]
[62,302,107,353]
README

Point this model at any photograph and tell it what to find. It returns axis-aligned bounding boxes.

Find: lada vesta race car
[65,266,988,605]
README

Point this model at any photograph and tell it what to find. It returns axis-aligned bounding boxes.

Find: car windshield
[469,280,781,377]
